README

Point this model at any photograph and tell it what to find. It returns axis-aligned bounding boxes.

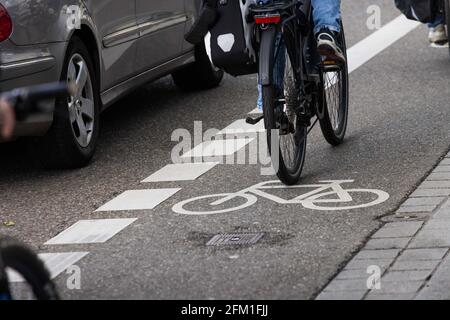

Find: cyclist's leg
[312,0,345,63]
[428,15,445,28]
[311,0,341,35]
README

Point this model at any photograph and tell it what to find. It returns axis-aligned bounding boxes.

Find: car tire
[36,36,100,169]
[172,43,224,90]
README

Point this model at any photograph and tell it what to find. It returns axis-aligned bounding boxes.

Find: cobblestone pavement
[317,152,450,300]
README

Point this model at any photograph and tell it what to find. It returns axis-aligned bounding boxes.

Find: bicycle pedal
[246,115,264,125]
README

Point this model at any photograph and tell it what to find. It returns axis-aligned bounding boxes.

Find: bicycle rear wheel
[319,22,349,146]
[0,237,59,300]
[262,37,307,186]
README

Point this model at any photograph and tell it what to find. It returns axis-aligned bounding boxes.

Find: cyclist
[185,0,345,109]
[187,0,345,63]
[0,98,14,140]
[257,0,345,110]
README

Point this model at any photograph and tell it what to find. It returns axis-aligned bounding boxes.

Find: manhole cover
[206,233,265,246]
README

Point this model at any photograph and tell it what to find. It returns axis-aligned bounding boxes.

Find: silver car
[0,0,223,168]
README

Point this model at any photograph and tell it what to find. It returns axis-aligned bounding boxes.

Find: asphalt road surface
[2,1,450,300]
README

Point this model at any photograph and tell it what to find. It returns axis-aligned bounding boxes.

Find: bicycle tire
[0,237,59,300]
[319,21,349,146]
[263,85,307,186]
[261,33,307,186]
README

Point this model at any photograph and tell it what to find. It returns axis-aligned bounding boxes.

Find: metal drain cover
[206,233,265,246]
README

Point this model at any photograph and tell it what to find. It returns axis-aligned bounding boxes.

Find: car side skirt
[100,51,195,109]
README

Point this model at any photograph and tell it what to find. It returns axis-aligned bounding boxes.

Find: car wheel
[37,36,100,169]
[172,42,224,90]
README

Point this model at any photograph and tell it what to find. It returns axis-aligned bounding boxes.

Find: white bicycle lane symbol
[172,180,390,215]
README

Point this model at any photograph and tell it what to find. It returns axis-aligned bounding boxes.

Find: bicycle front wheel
[319,21,349,146]
[0,237,59,300]
[263,89,307,186]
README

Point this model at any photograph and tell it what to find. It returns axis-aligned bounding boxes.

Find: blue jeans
[257,0,341,110]
[428,14,444,28]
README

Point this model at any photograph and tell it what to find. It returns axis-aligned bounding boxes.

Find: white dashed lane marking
[248,108,262,115]
[45,219,137,245]
[181,138,254,158]
[346,15,420,73]
[217,119,265,134]
[7,252,89,282]
[95,189,181,212]
[142,162,219,182]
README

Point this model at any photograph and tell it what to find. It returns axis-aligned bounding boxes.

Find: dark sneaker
[316,28,346,64]
[184,6,217,45]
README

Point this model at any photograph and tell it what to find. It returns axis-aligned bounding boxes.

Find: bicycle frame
[248,0,333,153]
[251,0,322,101]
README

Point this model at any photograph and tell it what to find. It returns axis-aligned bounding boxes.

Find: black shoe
[316,28,346,64]
[185,6,218,45]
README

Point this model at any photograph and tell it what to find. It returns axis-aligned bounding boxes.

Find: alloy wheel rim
[67,53,95,148]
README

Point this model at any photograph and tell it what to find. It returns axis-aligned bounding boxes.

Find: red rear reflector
[0,4,12,43]
[254,14,281,25]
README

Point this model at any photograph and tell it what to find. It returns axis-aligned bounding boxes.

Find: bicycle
[172,180,389,215]
[246,0,349,185]
[0,82,72,300]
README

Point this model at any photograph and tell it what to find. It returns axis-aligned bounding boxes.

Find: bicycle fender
[258,26,277,86]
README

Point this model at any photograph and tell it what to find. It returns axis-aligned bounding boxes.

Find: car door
[135,0,187,72]
[84,0,138,91]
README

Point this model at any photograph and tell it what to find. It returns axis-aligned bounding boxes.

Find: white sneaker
[428,24,448,45]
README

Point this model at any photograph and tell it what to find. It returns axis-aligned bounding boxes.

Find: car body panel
[134,0,187,72]
[83,0,138,91]
[0,0,201,137]
[182,0,201,53]
[2,0,78,44]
